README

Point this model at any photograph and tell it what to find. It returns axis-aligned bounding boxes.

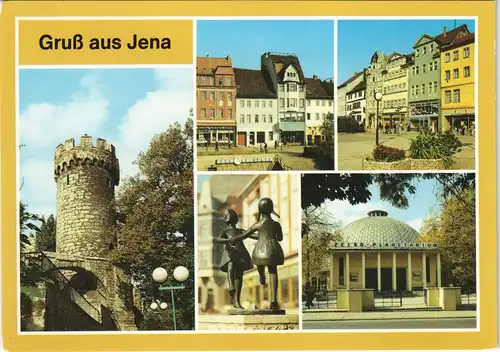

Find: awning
[445,113,475,119]
[409,114,437,121]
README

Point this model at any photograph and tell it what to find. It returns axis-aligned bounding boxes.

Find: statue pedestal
[198,313,298,331]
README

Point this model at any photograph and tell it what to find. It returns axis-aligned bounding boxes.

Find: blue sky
[322,177,445,232]
[197,20,334,80]
[338,19,476,83]
[19,67,192,218]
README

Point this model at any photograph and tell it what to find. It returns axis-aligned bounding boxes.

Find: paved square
[337,130,475,170]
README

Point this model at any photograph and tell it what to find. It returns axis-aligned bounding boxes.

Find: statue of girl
[229,197,285,310]
[213,209,255,309]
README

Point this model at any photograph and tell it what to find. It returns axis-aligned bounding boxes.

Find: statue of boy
[213,209,255,309]
[229,198,285,310]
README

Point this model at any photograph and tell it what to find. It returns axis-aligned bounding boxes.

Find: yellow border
[1,1,496,351]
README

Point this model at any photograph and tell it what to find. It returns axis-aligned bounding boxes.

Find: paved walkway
[196,145,316,171]
[337,131,475,170]
[304,317,477,329]
[302,310,477,321]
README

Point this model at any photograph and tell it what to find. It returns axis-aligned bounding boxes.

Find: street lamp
[151,265,189,330]
[374,92,383,145]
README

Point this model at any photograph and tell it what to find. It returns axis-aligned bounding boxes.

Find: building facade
[197,175,300,313]
[261,53,307,145]
[346,80,366,126]
[381,53,411,126]
[365,51,389,126]
[305,76,334,144]
[328,210,441,293]
[196,56,237,146]
[234,68,278,146]
[440,30,475,132]
[337,71,364,120]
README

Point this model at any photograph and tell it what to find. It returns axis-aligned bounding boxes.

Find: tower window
[66,174,70,185]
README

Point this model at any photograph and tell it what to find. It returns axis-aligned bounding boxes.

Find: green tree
[35,215,56,252]
[109,117,194,330]
[308,112,335,170]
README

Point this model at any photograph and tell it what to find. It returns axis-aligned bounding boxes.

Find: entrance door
[397,268,407,292]
[237,132,246,146]
[249,132,255,145]
[307,135,313,145]
[365,268,377,290]
[381,268,392,292]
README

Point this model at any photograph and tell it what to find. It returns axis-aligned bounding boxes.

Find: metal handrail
[21,252,103,323]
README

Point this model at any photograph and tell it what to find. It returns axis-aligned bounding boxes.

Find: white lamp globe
[152,267,168,283]
[159,302,168,310]
[375,92,383,101]
[173,266,189,282]
[150,302,158,310]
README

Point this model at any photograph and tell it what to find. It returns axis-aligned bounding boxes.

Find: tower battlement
[54,135,120,186]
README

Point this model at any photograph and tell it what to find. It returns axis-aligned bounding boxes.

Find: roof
[348,80,366,93]
[441,32,475,51]
[341,210,420,244]
[234,68,276,98]
[197,56,233,76]
[305,77,334,99]
[434,24,470,46]
[338,71,363,89]
[266,54,305,82]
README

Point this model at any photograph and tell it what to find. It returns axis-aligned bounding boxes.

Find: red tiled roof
[434,24,470,46]
[234,68,276,98]
[441,32,475,51]
[305,77,334,99]
[338,71,363,89]
[197,56,233,75]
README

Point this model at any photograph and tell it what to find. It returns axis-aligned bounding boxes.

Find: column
[377,252,381,292]
[345,252,350,289]
[422,252,427,289]
[361,252,366,289]
[407,252,412,292]
[329,254,335,290]
[392,252,397,292]
[437,252,442,287]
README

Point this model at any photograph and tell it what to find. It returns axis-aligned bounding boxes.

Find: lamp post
[151,266,189,330]
[374,92,383,145]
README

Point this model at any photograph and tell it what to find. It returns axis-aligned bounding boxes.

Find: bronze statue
[213,209,255,309]
[230,197,285,310]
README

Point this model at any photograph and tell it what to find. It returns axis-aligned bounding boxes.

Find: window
[433,81,438,93]
[210,91,215,100]
[279,98,284,108]
[322,100,326,106]
[315,113,320,120]
[227,92,232,101]
[269,101,273,107]
[429,62,433,71]
[307,113,311,120]
[279,85,284,92]
[209,77,214,85]
[430,43,434,52]
[247,100,251,107]
[226,77,232,86]
[423,64,426,73]
[307,100,311,106]
[453,50,459,61]
[464,66,471,77]
[299,85,304,92]
[218,92,224,102]
[316,100,319,106]
[328,101,333,107]
[255,114,259,123]
[201,108,206,118]
[423,46,427,55]
[228,109,232,119]
[322,113,326,120]
[218,109,223,118]
[416,85,420,95]
[445,70,451,81]
[247,114,251,123]
[422,84,426,94]
[288,83,297,92]
[416,66,420,74]
[445,90,452,103]
[416,48,419,57]
[412,67,416,76]
[269,132,273,141]
[210,109,215,118]
[428,82,432,93]
[434,61,438,71]
[299,99,304,108]
[240,114,244,123]
[218,77,223,86]
[255,101,259,108]
[239,100,244,108]
[453,89,460,103]
[269,115,273,123]
[445,53,450,63]
[411,85,415,96]
[201,91,206,100]
[464,47,470,58]
[262,101,266,108]
[262,114,266,123]
[201,76,207,85]
[453,68,459,79]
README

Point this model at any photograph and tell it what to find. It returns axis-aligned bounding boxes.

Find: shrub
[372,145,406,162]
[338,116,363,133]
[408,130,455,168]
[303,142,334,170]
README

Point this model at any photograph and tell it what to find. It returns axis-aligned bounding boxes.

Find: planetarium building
[328,210,441,293]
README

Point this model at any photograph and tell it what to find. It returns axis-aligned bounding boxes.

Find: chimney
[313,75,318,80]
[226,55,231,64]
[443,26,447,38]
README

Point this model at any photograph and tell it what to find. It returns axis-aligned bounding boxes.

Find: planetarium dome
[342,210,420,244]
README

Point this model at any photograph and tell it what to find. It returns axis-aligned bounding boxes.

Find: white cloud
[323,200,387,228]
[115,68,193,179]
[406,217,424,232]
[20,73,109,149]
[20,159,56,217]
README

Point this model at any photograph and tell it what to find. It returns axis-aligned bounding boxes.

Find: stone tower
[54,135,120,256]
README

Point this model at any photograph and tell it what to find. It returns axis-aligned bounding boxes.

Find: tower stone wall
[54,135,120,256]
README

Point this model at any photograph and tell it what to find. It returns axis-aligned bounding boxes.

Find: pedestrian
[304,283,315,309]
[205,141,208,152]
[274,140,278,150]
[228,139,232,150]
[264,142,268,153]
[215,140,219,152]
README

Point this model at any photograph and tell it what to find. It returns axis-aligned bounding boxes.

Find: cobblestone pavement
[303,317,477,330]
[337,131,475,171]
[196,145,318,171]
